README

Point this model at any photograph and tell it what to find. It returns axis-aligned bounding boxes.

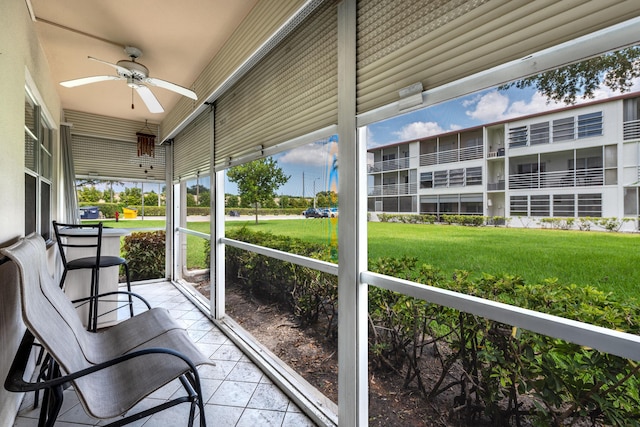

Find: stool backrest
[52,221,103,267]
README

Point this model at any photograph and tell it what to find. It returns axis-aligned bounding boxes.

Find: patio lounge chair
[2,233,212,427]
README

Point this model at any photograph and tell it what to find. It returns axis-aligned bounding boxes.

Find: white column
[337,0,368,425]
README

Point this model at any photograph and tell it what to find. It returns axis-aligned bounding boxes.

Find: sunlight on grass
[92,218,640,301]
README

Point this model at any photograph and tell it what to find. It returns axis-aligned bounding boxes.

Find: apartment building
[368,92,640,230]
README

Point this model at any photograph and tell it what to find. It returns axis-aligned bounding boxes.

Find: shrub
[224,227,337,330]
[122,230,166,281]
[222,227,640,426]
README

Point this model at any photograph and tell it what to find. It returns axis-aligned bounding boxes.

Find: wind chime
[136,120,155,174]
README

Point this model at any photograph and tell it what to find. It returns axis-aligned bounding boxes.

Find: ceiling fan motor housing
[117,60,149,80]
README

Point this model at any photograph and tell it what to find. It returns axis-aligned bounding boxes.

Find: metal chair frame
[52,221,133,331]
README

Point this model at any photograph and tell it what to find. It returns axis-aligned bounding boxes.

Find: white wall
[0,1,60,423]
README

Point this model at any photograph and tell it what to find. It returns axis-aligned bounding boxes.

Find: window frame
[24,87,53,242]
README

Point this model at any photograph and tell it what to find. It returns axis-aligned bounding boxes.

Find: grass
[225,218,640,301]
[93,218,640,301]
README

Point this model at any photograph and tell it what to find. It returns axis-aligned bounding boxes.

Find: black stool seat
[52,221,133,331]
[67,255,128,270]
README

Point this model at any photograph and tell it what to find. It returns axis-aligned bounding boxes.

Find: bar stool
[52,221,133,331]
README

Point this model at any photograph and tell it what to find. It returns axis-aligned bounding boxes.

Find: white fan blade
[88,56,132,76]
[144,77,197,100]
[60,75,123,87]
[135,85,164,113]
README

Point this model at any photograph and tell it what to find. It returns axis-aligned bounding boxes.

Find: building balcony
[419,145,483,166]
[368,156,411,173]
[487,180,505,191]
[509,168,604,190]
[368,182,417,196]
[487,148,505,158]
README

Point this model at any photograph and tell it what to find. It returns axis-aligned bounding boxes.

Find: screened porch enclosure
[54,1,640,426]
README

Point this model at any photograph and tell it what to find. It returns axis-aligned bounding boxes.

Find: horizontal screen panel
[356,0,640,114]
[215,0,338,163]
[73,135,165,181]
[160,0,307,140]
[173,110,210,180]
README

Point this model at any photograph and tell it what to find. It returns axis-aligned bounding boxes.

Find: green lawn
[94,218,640,300]
[226,219,640,300]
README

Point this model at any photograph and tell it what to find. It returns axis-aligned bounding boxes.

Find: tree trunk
[255,204,259,224]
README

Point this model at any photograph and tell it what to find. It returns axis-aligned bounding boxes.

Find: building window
[553,117,574,142]
[577,193,602,217]
[24,88,52,241]
[577,111,603,138]
[420,172,433,189]
[623,97,640,140]
[553,194,575,217]
[530,122,550,145]
[449,168,464,187]
[530,195,550,216]
[624,187,638,216]
[466,167,482,186]
[604,145,617,185]
[433,170,448,188]
[510,196,528,216]
[509,126,528,148]
[460,194,483,214]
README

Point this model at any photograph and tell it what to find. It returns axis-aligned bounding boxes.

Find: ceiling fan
[60,46,197,113]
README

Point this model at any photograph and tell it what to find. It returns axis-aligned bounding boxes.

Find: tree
[500,46,640,104]
[120,187,142,206]
[226,194,239,208]
[144,191,159,206]
[227,157,289,223]
[77,185,102,203]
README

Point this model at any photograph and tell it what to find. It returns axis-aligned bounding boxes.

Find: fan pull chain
[131,87,134,110]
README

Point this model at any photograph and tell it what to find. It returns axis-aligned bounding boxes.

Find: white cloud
[465,91,510,122]
[393,121,448,140]
[504,91,559,118]
[278,142,333,167]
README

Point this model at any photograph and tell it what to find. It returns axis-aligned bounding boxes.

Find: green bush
[224,227,337,330]
[122,230,166,281]
[222,227,640,425]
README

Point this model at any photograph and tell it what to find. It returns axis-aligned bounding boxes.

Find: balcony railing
[419,145,483,166]
[487,148,505,158]
[368,182,417,196]
[623,119,640,140]
[369,156,411,173]
[509,168,604,189]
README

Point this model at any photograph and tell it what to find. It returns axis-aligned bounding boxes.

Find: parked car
[319,208,330,218]
[303,208,322,218]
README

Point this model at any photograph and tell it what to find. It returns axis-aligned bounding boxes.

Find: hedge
[222,227,640,426]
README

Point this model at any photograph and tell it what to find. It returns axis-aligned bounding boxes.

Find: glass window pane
[40,182,51,241]
[25,130,37,172]
[25,174,37,236]
[24,93,36,134]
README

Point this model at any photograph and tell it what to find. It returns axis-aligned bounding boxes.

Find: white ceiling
[31,0,260,124]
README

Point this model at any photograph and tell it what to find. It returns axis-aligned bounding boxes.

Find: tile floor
[12,282,317,427]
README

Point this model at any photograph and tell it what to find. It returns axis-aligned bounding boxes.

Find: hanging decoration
[136,120,156,174]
